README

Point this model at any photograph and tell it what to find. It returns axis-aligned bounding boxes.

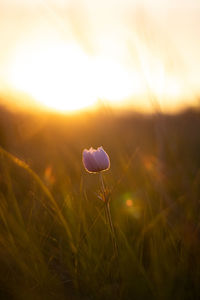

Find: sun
[8,41,139,112]
[9,43,99,112]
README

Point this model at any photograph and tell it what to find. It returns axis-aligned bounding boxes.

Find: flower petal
[83,149,100,172]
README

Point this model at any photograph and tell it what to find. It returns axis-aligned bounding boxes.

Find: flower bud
[82,146,110,173]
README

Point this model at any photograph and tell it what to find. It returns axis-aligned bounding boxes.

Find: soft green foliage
[0,107,200,299]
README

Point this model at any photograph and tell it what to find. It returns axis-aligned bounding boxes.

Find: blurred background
[0,0,200,113]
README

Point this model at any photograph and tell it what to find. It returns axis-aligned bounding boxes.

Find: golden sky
[0,0,200,112]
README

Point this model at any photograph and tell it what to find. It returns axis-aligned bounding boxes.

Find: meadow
[0,104,200,300]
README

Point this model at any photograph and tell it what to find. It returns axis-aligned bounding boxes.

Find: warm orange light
[0,0,198,113]
[6,38,185,112]
[9,43,97,112]
[8,41,140,112]
[126,199,133,207]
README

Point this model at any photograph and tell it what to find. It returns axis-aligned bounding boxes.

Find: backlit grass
[0,106,200,299]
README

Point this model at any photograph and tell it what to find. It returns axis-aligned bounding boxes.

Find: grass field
[0,105,200,299]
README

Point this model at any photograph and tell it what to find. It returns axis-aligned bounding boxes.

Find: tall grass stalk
[0,145,76,253]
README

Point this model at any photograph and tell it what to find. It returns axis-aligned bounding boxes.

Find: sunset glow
[0,0,200,112]
[8,40,184,112]
[9,43,97,111]
[8,41,141,112]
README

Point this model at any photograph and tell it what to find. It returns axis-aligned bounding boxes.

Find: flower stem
[105,201,118,258]
[99,173,118,258]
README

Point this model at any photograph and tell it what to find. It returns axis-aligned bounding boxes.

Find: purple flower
[82,146,110,173]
